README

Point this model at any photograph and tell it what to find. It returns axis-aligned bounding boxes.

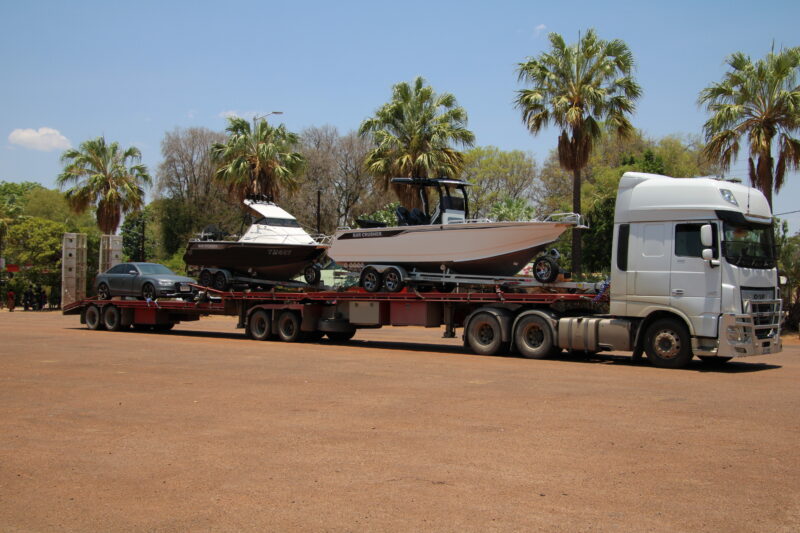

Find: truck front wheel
[514,315,557,359]
[466,312,506,356]
[643,318,693,369]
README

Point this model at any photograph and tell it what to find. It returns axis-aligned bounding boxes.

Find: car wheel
[141,283,157,301]
[97,283,111,300]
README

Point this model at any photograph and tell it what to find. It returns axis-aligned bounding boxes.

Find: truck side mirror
[701,249,714,261]
[700,224,713,247]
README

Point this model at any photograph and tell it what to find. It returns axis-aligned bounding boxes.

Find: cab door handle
[671,289,684,296]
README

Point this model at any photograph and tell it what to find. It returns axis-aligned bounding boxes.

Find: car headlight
[158,280,174,286]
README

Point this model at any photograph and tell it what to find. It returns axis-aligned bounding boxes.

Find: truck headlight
[727,326,750,343]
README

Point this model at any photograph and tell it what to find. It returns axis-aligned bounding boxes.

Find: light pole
[252,110,283,132]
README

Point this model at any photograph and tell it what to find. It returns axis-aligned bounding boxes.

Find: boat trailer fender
[462,306,514,345]
[367,264,409,280]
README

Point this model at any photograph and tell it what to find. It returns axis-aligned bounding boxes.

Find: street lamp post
[252,110,283,132]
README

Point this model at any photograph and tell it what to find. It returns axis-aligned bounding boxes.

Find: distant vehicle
[95,262,195,300]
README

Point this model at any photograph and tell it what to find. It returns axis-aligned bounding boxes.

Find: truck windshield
[721,222,775,268]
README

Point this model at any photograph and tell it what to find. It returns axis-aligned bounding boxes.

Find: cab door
[670,222,721,337]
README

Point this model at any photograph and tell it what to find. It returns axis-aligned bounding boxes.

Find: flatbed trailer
[62,285,610,360]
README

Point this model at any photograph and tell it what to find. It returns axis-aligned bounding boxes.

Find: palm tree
[699,46,800,208]
[211,117,305,202]
[359,76,475,207]
[57,137,151,235]
[516,29,641,276]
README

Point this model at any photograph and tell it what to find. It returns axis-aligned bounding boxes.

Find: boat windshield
[137,264,175,275]
[721,222,775,269]
[255,217,301,228]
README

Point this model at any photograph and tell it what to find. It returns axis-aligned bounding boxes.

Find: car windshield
[137,264,175,275]
[721,222,775,268]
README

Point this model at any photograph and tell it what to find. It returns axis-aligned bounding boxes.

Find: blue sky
[1,0,799,230]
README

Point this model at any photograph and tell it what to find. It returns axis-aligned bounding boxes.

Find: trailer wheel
[303,264,321,285]
[85,305,103,330]
[326,330,356,342]
[212,271,228,291]
[643,318,692,369]
[383,267,405,292]
[466,312,506,356]
[199,269,213,287]
[360,267,382,293]
[248,309,273,341]
[102,305,125,331]
[533,255,559,283]
[97,283,111,300]
[277,311,303,342]
[514,315,556,359]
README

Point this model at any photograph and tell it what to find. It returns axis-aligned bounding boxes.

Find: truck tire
[383,267,405,292]
[277,310,303,342]
[248,309,273,341]
[199,269,213,287]
[85,305,103,330]
[514,315,556,359]
[643,318,693,369]
[326,330,355,342]
[533,255,559,283]
[360,267,382,293]
[466,312,506,356]
[102,305,125,331]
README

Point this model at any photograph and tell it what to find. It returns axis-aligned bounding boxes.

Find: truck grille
[741,288,781,340]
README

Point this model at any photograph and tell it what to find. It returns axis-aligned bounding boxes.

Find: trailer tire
[533,255,559,283]
[644,318,692,369]
[383,267,405,292]
[326,330,356,342]
[514,315,556,359]
[277,311,303,342]
[360,267,382,293]
[212,271,228,291]
[466,312,506,356]
[248,309,273,341]
[303,264,321,285]
[85,305,103,330]
[102,305,125,331]
[199,269,213,287]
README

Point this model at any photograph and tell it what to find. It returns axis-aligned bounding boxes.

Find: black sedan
[95,262,195,300]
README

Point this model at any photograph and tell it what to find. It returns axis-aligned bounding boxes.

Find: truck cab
[610,172,781,360]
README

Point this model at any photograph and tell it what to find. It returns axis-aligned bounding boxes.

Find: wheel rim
[106,308,118,328]
[143,284,155,300]
[653,330,681,359]
[304,266,318,284]
[524,324,544,348]
[362,270,380,292]
[476,322,495,345]
[535,261,552,281]
[281,318,295,337]
[384,270,401,292]
[99,284,110,299]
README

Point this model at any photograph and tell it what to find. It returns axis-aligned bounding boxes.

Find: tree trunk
[572,168,582,278]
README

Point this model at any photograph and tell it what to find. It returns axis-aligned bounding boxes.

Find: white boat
[327,178,577,290]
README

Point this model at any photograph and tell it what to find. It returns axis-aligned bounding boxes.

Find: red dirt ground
[1,311,798,532]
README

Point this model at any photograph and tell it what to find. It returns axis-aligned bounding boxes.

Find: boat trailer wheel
[533,255,559,283]
[382,267,405,292]
[360,267,382,293]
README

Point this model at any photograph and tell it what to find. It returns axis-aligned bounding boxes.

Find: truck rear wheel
[248,309,273,341]
[277,311,303,342]
[514,315,556,359]
[85,305,103,330]
[466,312,506,356]
[102,305,125,331]
[643,318,692,369]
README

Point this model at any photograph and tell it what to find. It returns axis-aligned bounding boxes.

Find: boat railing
[543,212,587,228]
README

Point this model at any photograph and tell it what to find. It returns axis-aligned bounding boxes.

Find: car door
[104,263,127,294]
[670,222,721,338]
[121,264,141,296]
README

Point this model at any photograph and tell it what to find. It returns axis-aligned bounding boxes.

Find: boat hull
[183,241,326,281]
[328,221,570,277]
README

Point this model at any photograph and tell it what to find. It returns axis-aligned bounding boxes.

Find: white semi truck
[67,172,782,369]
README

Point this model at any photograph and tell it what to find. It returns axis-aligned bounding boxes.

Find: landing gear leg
[442,303,456,338]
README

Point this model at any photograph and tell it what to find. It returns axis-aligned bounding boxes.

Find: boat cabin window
[254,217,301,228]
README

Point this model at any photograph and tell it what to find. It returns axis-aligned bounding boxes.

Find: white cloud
[534,24,547,36]
[8,127,71,151]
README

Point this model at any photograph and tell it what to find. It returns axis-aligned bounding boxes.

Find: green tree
[5,216,67,288]
[57,136,152,234]
[120,207,157,262]
[461,146,538,219]
[489,197,535,222]
[699,46,800,208]
[516,29,642,276]
[211,117,306,202]
[359,76,475,207]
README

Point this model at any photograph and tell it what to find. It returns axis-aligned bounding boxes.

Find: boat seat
[396,206,412,226]
[409,208,429,225]
[355,218,387,229]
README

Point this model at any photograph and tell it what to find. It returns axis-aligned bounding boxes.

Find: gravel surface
[1,311,799,532]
